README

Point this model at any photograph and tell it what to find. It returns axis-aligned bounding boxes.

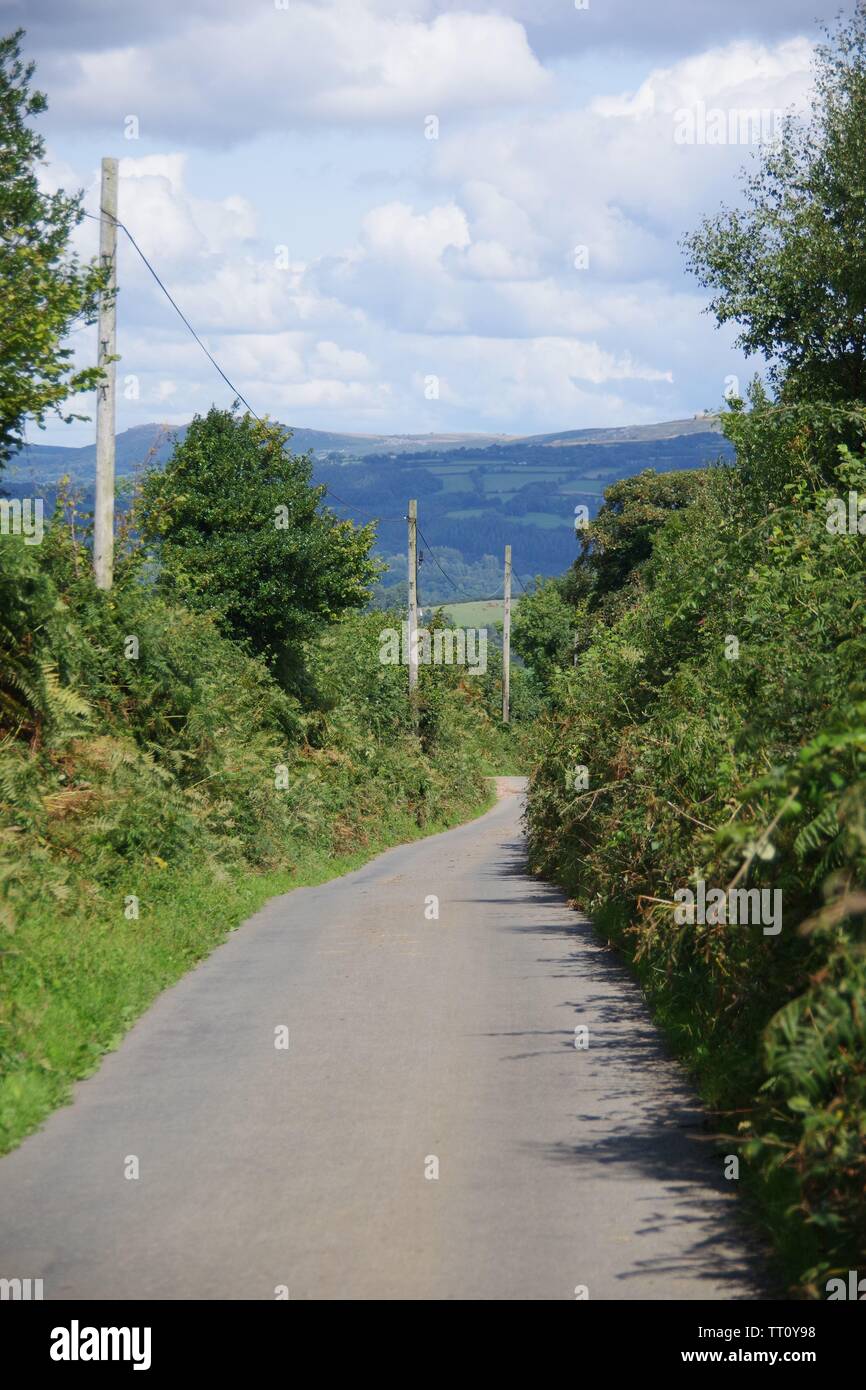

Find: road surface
[0,778,761,1300]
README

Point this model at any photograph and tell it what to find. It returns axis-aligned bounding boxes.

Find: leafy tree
[138,407,380,681]
[0,534,90,741]
[526,7,866,1285]
[683,3,866,401]
[510,468,706,689]
[511,578,575,693]
[565,468,706,611]
[0,30,106,468]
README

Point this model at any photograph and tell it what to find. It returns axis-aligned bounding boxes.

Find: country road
[0,777,762,1301]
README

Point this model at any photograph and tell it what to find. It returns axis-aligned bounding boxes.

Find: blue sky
[7,0,844,444]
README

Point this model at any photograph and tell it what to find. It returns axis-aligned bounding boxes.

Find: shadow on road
[459,828,771,1298]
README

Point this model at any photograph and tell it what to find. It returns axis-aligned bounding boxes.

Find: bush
[0,516,507,1151]
[526,400,866,1292]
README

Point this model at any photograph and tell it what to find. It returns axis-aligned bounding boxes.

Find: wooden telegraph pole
[502,544,512,724]
[407,500,419,704]
[94,156,119,590]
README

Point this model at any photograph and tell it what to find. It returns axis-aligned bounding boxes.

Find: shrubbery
[526,399,866,1292]
[0,480,516,1150]
[526,5,866,1291]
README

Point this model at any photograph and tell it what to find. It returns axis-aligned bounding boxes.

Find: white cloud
[592,37,814,119]
[361,201,471,264]
[40,4,549,144]
[314,341,373,377]
[42,30,818,440]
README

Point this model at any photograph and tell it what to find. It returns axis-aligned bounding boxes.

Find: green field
[524,512,572,528]
[434,597,516,628]
[439,472,474,492]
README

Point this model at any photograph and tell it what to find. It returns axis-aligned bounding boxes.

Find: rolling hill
[3,415,734,600]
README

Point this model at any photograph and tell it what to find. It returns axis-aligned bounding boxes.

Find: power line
[82,207,404,526]
[416,522,503,603]
[320,493,405,524]
[84,209,260,419]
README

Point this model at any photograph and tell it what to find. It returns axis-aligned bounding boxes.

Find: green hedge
[526,401,866,1295]
[0,526,513,1151]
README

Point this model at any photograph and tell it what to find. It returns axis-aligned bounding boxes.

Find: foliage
[683,3,866,402]
[0,30,106,467]
[508,470,710,698]
[567,467,709,616]
[0,511,508,1152]
[527,392,866,1294]
[511,577,576,695]
[137,407,380,680]
[0,535,90,741]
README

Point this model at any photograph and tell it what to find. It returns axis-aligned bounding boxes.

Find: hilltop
[5,414,732,600]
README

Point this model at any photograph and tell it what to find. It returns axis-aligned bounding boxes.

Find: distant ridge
[2,414,733,595]
[521,415,723,448]
[6,414,725,482]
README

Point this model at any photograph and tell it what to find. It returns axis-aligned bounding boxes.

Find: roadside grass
[1,537,518,1158]
[0,517,533,1161]
[0,782,496,1155]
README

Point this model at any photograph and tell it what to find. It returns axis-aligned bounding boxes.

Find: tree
[0,30,106,468]
[683,3,866,402]
[569,468,706,610]
[511,578,575,693]
[138,407,381,680]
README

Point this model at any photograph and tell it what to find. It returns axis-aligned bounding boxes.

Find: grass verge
[0,783,496,1155]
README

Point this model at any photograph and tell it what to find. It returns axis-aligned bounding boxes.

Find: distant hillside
[4,415,734,600]
[5,422,516,484]
[518,415,723,448]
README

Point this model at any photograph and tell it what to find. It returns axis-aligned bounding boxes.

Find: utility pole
[94,156,119,590]
[408,499,418,704]
[502,544,511,724]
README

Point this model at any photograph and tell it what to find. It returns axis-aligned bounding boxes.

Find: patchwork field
[435,598,516,628]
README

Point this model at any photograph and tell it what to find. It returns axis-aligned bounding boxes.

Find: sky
[5,0,846,445]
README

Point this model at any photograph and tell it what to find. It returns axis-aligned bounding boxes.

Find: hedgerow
[0,515,514,1151]
[526,399,866,1292]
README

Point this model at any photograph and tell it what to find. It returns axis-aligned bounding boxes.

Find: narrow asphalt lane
[0,778,761,1300]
